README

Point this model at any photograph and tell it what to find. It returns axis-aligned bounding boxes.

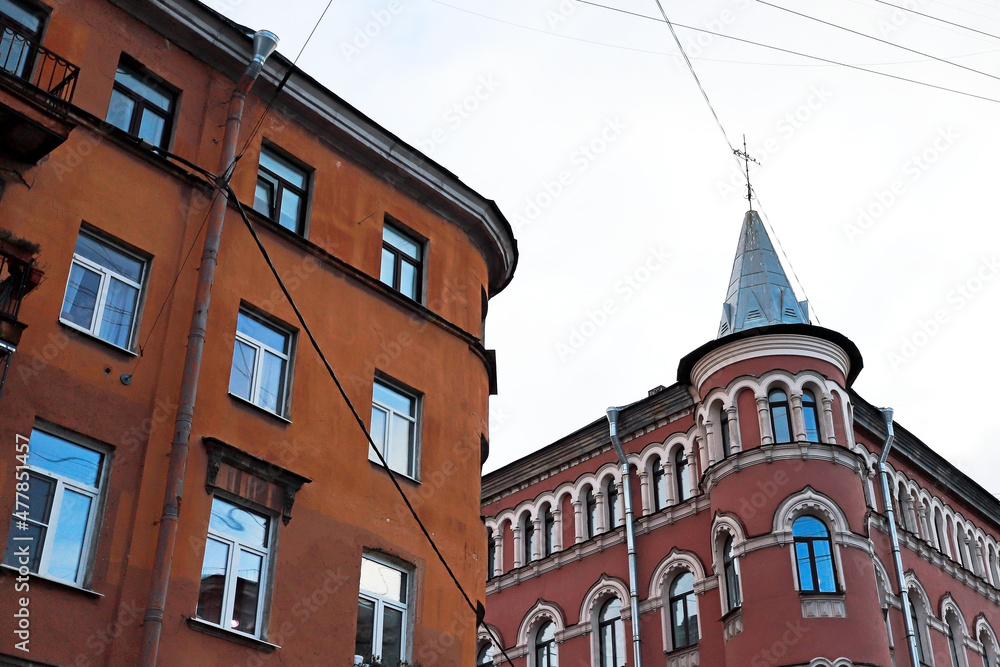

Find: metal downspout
[138,30,279,667]
[877,407,921,667]
[607,407,643,667]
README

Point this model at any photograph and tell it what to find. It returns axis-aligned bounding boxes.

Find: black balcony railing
[0,19,79,103]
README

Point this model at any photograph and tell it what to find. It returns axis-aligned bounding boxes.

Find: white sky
[211,0,1000,496]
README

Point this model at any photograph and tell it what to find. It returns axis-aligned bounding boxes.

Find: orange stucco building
[0,0,516,665]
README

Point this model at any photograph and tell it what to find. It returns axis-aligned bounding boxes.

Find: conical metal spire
[718,210,809,338]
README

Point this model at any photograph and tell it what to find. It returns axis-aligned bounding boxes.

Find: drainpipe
[877,407,921,667]
[607,407,643,667]
[138,30,279,667]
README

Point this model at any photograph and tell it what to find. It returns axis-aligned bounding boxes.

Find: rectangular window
[253,146,309,235]
[0,0,46,78]
[60,230,147,350]
[228,309,293,417]
[355,554,410,666]
[196,497,272,637]
[105,58,176,149]
[3,428,108,586]
[369,378,419,478]
[380,222,423,302]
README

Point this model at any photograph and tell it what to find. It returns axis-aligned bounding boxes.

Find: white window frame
[5,427,109,587]
[357,553,411,664]
[369,377,420,479]
[230,309,293,417]
[197,496,272,639]
[59,231,146,351]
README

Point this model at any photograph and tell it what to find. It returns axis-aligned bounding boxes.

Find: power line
[589,0,818,318]
[574,0,1000,104]
[236,0,336,161]
[758,0,1000,84]
[226,188,516,667]
[871,0,1000,41]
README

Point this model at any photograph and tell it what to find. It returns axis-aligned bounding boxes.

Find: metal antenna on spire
[733,135,759,205]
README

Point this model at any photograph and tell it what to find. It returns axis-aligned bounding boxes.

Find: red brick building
[481,211,1000,667]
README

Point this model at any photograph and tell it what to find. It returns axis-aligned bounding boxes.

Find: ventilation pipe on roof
[138,28,279,667]
[607,406,642,667]
[877,407,921,667]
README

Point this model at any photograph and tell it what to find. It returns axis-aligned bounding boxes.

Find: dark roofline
[677,323,864,387]
[482,383,694,499]
[850,391,1000,531]
[109,0,518,294]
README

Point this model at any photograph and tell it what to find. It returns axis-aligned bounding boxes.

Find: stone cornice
[689,334,852,394]
[106,0,518,294]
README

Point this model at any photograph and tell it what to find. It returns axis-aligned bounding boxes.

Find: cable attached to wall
[225,187,516,667]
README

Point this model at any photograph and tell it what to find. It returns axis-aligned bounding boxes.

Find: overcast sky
[211,0,1000,494]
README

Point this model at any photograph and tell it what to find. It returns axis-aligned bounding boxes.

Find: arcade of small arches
[855,445,1000,592]
[891,574,1000,667]
[479,490,882,665]
[484,370,852,578]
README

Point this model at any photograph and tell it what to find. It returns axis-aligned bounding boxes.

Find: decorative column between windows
[789,392,807,441]
[572,500,584,544]
[512,526,523,569]
[756,396,774,445]
[726,406,742,453]
[493,531,504,578]
[551,508,563,552]
[637,470,650,516]
[595,491,607,534]
[531,518,542,561]
[686,452,698,499]
[821,394,837,444]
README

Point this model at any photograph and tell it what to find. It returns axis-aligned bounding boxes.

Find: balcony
[0,230,42,395]
[0,19,79,164]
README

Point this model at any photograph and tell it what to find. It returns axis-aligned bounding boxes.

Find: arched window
[908,593,926,664]
[792,516,837,593]
[669,572,698,650]
[675,449,690,502]
[980,627,998,667]
[522,516,534,565]
[652,458,667,511]
[720,411,732,457]
[477,642,495,667]
[802,390,820,442]
[597,598,626,667]
[606,480,620,529]
[543,508,555,557]
[535,621,557,667]
[946,609,965,667]
[722,534,741,611]
[768,389,792,444]
[586,488,598,539]
[487,529,496,581]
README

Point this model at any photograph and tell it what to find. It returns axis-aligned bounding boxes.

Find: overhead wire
[757,0,1000,83]
[573,0,1000,104]
[224,187,516,667]
[871,0,1000,41]
[236,0,336,161]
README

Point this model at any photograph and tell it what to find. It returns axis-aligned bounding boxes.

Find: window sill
[799,592,846,618]
[0,563,104,597]
[228,393,292,424]
[58,319,139,357]
[186,617,280,653]
[368,457,420,484]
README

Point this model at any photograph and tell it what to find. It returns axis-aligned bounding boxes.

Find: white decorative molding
[723,611,743,641]
[690,334,852,393]
[515,600,566,648]
[666,647,700,667]
[808,659,855,667]
[801,595,847,618]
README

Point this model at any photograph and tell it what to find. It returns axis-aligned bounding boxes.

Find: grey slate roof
[718,210,809,337]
